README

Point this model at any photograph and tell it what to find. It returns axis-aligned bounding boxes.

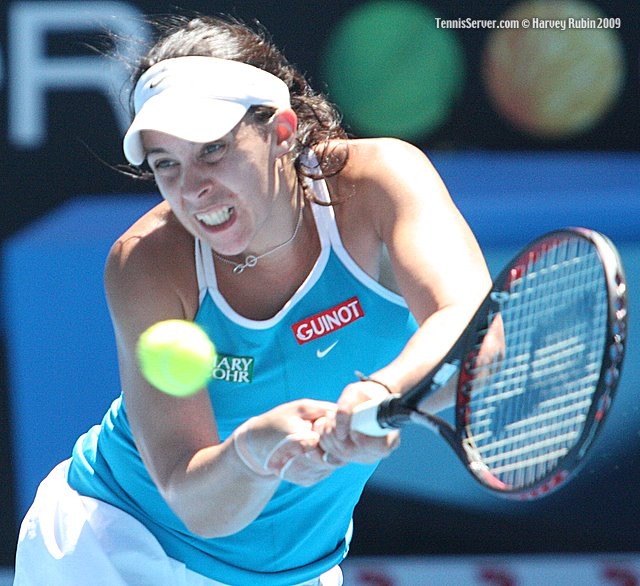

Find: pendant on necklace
[232,255,258,274]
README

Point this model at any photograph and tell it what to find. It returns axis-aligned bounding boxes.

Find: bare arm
[320,139,491,460]
[372,141,490,394]
[106,211,333,537]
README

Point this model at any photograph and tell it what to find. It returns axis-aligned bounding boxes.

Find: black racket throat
[374,294,495,430]
[377,322,481,429]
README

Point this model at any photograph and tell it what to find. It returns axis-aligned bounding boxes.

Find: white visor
[123,56,291,165]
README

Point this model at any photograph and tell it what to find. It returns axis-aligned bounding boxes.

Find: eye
[148,157,178,173]
[201,141,226,162]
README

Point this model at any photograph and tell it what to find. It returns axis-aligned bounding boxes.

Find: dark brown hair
[127,15,349,199]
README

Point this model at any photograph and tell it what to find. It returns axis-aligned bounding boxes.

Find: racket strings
[463,237,608,490]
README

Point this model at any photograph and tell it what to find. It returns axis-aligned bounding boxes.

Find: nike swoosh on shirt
[316,340,339,359]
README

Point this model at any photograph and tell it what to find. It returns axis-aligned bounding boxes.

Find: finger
[321,450,345,467]
[312,415,328,436]
[319,434,355,464]
[300,446,328,466]
[350,430,401,461]
[304,446,344,469]
[317,416,347,457]
[387,430,401,451]
[316,412,347,455]
[294,400,338,420]
[279,449,339,485]
[265,430,320,472]
[334,407,351,442]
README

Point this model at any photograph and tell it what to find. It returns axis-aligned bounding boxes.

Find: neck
[214,168,305,274]
[216,199,304,274]
[212,201,320,321]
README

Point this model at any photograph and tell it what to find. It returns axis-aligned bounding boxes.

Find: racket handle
[351,394,403,436]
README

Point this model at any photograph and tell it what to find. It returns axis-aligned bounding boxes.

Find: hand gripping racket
[352,228,628,499]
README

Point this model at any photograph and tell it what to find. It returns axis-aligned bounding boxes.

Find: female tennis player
[14,14,490,586]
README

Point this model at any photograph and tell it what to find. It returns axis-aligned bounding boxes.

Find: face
[142,117,291,256]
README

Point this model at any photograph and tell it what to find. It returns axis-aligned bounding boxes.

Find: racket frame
[354,228,628,499]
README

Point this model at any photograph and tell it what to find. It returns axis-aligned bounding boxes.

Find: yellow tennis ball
[136,320,217,397]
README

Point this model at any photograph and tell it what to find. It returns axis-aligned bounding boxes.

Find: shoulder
[342,138,432,178]
[328,140,489,325]
[326,138,452,230]
[105,201,198,322]
[106,201,186,284]
[328,138,446,205]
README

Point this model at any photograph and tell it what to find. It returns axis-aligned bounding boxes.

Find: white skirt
[14,460,342,586]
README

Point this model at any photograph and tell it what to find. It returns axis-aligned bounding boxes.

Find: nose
[181,162,216,202]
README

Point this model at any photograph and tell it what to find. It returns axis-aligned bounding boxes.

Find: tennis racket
[352,228,628,499]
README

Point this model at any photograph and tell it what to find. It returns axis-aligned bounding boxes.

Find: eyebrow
[143,136,231,162]
[144,147,168,158]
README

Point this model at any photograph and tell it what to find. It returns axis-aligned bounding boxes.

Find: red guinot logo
[292,297,364,344]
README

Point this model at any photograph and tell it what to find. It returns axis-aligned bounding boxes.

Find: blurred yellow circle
[482,0,625,138]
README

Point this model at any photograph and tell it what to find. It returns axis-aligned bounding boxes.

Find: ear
[274,109,298,157]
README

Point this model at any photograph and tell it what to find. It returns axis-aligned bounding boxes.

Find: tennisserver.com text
[434,17,622,30]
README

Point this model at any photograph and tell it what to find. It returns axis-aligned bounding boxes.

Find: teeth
[197,207,233,226]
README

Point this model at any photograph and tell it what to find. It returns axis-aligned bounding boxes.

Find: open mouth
[196,206,235,227]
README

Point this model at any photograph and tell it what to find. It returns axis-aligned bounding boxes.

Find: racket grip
[351,395,399,436]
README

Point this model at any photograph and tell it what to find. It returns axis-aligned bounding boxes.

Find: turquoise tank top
[68,174,418,585]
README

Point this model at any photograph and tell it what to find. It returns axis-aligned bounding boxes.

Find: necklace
[213,199,304,274]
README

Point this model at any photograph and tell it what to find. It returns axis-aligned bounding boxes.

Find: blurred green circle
[322,0,465,140]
